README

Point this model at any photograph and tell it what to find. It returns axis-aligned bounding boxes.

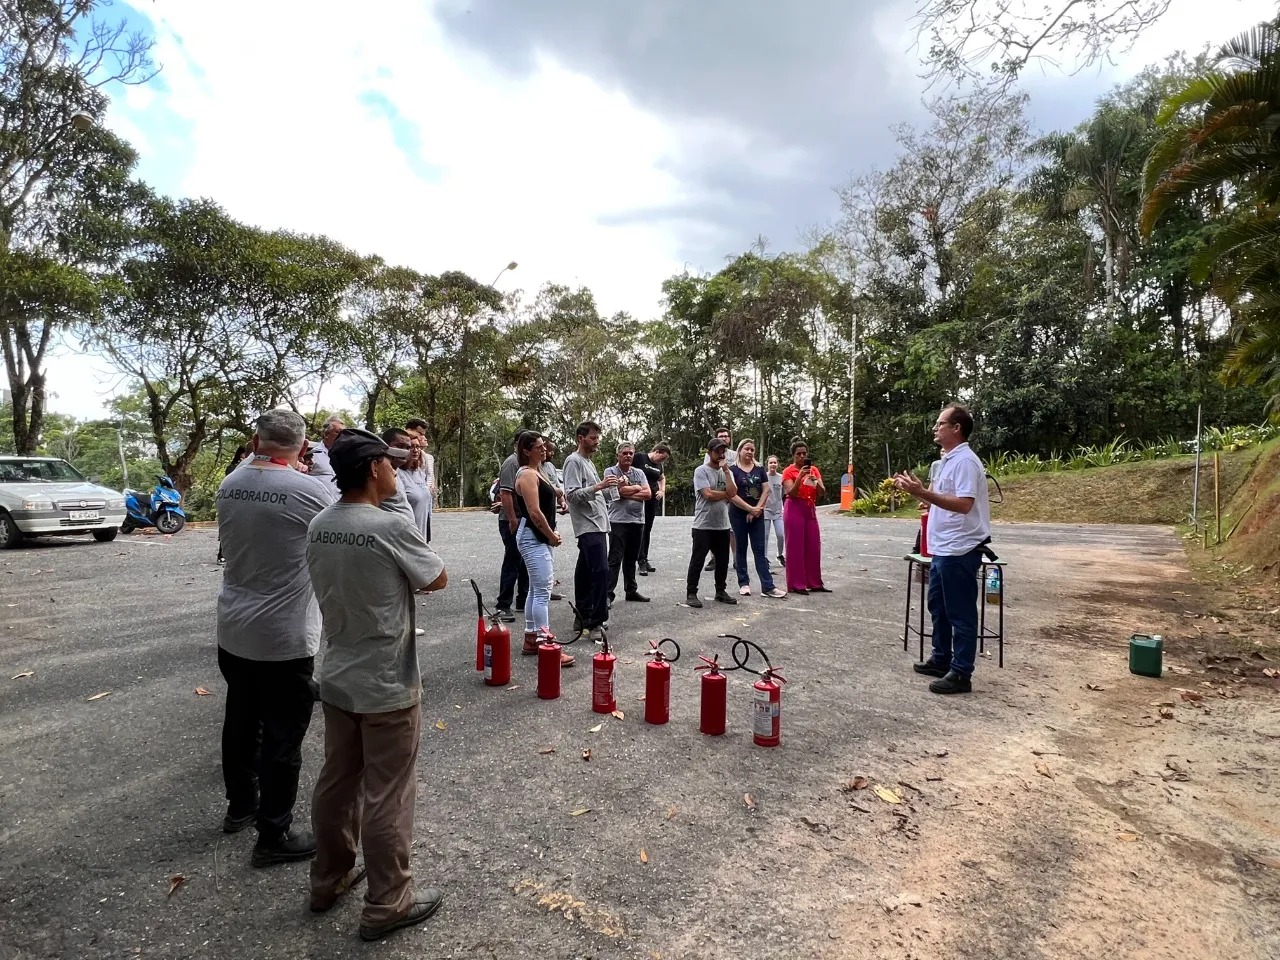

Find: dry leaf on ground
[639,848,649,864]
[167,874,186,897]
[611,710,625,720]
[434,720,447,731]
[1035,761,1053,779]
[872,785,903,804]
[666,806,677,820]
[1117,832,1140,842]
[86,691,111,702]
[569,808,591,817]
[743,793,757,811]
[1158,706,1175,719]
[537,747,556,755]
[588,723,603,733]
[1179,690,1203,702]
[11,671,34,680]
[841,776,870,792]
[1264,668,1279,679]
[581,748,591,761]
[194,687,211,696]
[1085,683,1104,691]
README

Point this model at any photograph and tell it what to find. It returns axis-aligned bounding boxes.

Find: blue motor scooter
[122,475,187,534]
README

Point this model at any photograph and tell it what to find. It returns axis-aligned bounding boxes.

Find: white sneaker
[739,585,752,596]
[763,588,787,599]
[414,627,425,636]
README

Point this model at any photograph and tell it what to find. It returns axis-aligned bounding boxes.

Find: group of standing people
[215,411,450,943]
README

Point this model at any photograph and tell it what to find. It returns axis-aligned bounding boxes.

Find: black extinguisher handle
[469,579,490,619]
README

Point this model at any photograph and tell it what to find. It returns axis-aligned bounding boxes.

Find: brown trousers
[310,702,420,926]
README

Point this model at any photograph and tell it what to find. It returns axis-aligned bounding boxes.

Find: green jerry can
[1129,634,1164,678]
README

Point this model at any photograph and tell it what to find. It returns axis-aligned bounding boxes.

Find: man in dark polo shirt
[632,441,670,575]
[215,409,336,867]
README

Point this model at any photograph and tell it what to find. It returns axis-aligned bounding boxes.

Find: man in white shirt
[893,404,991,695]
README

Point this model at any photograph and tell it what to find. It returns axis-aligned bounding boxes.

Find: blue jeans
[927,549,983,676]
[728,509,775,592]
[516,520,554,635]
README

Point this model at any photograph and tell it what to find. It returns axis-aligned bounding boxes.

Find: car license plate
[69,510,99,520]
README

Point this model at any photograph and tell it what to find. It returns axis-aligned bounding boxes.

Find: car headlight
[107,498,125,509]
[21,499,54,511]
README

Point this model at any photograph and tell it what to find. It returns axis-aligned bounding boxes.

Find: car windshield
[0,459,87,483]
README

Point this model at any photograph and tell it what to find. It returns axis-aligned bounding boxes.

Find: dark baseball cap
[707,437,728,453]
[329,428,409,472]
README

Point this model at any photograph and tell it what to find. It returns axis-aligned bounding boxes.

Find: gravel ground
[1,512,1276,960]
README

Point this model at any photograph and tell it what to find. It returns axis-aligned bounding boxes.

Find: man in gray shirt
[686,437,738,608]
[215,408,336,866]
[494,430,530,622]
[604,442,652,605]
[308,416,345,484]
[563,420,619,641]
[307,428,448,941]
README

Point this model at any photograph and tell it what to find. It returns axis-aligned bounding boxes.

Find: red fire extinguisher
[644,638,681,725]
[470,580,510,685]
[724,636,786,747]
[751,665,787,748]
[536,628,572,700]
[592,628,617,714]
[695,653,727,736]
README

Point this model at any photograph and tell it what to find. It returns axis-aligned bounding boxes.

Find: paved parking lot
[5,511,1259,960]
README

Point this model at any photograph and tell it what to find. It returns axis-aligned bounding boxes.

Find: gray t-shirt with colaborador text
[306,503,445,714]
[215,463,337,661]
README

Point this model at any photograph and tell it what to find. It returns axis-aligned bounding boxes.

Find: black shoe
[625,591,650,602]
[251,826,317,867]
[714,591,738,605]
[637,567,648,577]
[494,607,516,623]
[359,888,444,942]
[792,588,809,595]
[550,592,563,601]
[222,807,257,834]
[811,585,833,593]
[928,670,972,695]
[686,593,703,608]
[778,555,785,567]
[644,562,657,573]
[704,559,715,572]
[912,660,949,678]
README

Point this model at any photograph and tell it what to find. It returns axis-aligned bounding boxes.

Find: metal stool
[902,554,1006,668]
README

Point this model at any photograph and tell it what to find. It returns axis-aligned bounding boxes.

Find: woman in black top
[513,432,573,664]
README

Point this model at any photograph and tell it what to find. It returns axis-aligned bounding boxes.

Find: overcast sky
[44,0,1275,418]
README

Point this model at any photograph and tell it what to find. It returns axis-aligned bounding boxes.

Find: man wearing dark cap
[686,438,738,608]
[215,408,335,867]
[305,429,449,942]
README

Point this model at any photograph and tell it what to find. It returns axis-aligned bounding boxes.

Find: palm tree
[1142,16,1280,407]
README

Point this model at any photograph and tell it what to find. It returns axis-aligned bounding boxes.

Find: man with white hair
[215,408,336,867]
[308,416,346,483]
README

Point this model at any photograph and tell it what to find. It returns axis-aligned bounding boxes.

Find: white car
[0,456,127,549]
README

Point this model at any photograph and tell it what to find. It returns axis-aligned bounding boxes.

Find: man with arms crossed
[632,441,670,575]
[604,442,651,605]
[215,409,335,866]
[893,404,991,695]
[686,437,738,608]
[494,429,530,622]
[306,428,448,941]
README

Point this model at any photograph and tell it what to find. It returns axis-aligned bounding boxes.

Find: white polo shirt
[927,442,991,556]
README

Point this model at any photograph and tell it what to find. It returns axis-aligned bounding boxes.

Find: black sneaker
[704,559,715,572]
[686,593,703,608]
[778,555,785,567]
[251,826,317,868]
[644,562,657,573]
[929,670,973,695]
[550,592,563,601]
[714,591,738,605]
[625,592,650,602]
[359,888,444,942]
[222,807,257,834]
[494,607,516,623]
[637,566,648,577]
[913,660,949,678]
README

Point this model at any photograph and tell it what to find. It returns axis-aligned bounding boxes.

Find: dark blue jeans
[927,549,983,676]
[728,508,775,592]
[496,516,528,610]
[574,531,610,629]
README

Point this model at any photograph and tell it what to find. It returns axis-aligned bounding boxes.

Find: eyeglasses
[932,420,956,429]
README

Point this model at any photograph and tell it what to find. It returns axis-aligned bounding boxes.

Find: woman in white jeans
[513,432,574,666]
[764,455,785,565]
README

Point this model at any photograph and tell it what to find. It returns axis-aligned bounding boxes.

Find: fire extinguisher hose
[719,634,787,684]
[646,637,682,663]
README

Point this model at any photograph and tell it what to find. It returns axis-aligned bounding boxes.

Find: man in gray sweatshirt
[562,420,619,641]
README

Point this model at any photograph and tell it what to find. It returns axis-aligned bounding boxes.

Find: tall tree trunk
[1104,231,1115,313]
